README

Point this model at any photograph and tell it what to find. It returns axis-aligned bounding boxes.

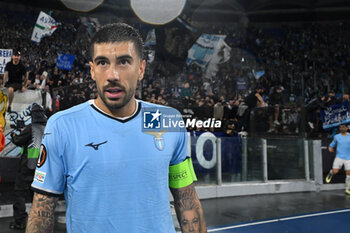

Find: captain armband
[169,157,197,189]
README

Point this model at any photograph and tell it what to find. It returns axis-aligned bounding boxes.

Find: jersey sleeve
[170,111,188,166]
[31,117,66,196]
[329,136,337,148]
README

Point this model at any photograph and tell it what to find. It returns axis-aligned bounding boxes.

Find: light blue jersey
[329,133,350,160]
[31,100,187,233]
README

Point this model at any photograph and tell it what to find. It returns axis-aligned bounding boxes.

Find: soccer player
[325,124,350,195]
[26,23,207,233]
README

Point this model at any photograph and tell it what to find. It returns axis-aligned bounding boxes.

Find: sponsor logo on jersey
[85,141,108,150]
[37,144,47,168]
[43,132,52,138]
[34,170,46,183]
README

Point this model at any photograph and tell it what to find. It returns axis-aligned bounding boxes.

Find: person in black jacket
[9,104,47,230]
[319,90,340,108]
[241,86,266,132]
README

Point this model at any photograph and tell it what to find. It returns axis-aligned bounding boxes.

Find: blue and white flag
[56,53,75,70]
[252,69,265,80]
[320,102,350,130]
[144,29,156,47]
[176,17,197,33]
[187,34,228,69]
[144,29,156,63]
[31,11,59,43]
[0,49,12,74]
[80,16,100,37]
[204,37,231,79]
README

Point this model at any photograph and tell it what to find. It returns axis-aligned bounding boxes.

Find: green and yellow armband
[169,157,197,189]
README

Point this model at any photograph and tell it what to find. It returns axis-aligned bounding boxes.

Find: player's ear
[138,60,146,81]
[89,61,95,81]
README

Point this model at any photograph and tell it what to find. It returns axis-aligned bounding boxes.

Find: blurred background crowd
[1,2,350,138]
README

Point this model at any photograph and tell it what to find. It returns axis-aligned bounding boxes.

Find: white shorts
[332,157,350,171]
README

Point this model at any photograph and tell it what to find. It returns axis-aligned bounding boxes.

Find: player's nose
[107,64,120,81]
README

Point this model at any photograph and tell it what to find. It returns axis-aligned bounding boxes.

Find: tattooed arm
[25,192,59,233]
[170,183,207,233]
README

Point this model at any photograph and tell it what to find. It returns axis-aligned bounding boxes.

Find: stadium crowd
[1,5,350,138]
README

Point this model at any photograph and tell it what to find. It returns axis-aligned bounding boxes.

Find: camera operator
[9,104,47,230]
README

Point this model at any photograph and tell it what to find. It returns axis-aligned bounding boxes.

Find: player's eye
[96,60,108,66]
[118,59,131,65]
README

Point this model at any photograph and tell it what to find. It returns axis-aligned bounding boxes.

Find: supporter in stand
[3,7,350,137]
[267,86,284,133]
[241,86,266,132]
[322,90,339,106]
[223,99,238,121]
[213,101,224,120]
[3,49,28,112]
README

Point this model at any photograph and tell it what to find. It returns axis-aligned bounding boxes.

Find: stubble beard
[98,85,135,112]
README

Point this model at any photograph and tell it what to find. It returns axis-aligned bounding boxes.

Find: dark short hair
[256,85,264,91]
[13,49,21,56]
[89,23,144,60]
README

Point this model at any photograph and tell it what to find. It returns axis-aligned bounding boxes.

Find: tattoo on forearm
[171,184,207,233]
[25,193,58,233]
[37,211,53,218]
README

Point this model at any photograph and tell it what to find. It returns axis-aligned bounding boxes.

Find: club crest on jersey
[155,137,164,151]
[144,131,167,151]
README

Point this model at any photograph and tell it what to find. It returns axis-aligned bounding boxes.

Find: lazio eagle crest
[144,131,167,151]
